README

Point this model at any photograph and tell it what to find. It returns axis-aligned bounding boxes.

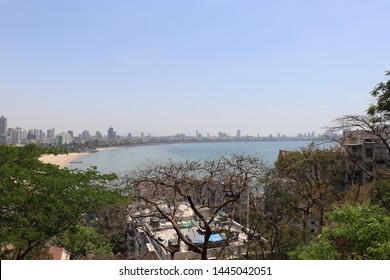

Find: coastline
[39,152,90,168]
[95,147,119,151]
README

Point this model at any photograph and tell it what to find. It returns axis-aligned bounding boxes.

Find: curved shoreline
[38,147,119,168]
[39,152,90,168]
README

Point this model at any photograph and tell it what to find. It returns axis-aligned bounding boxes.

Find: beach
[39,152,90,168]
[39,147,119,168]
[95,147,119,151]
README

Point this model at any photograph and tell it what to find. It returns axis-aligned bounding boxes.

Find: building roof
[48,246,70,260]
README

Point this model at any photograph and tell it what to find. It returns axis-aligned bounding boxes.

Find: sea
[68,140,319,175]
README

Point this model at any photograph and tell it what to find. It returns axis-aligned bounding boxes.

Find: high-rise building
[26,129,42,141]
[11,128,22,145]
[27,129,35,140]
[237,129,241,138]
[56,132,73,145]
[108,127,116,139]
[47,128,55,140]
[82,130,91,140]
[34,129,42,141]
[0,115,6,144]
[0,115,7,135]
[219,132,227,138]
[95,131,102,139]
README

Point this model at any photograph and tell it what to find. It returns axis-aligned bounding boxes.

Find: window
[365,148,373,158]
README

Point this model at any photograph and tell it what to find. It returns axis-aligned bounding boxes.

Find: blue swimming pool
[186,228,226,245]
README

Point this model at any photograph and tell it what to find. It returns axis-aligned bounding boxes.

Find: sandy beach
[39,152,90,168]
[39,147,119,168]
[95,147,119,151]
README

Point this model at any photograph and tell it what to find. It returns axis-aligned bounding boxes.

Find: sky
[1,0,389,137]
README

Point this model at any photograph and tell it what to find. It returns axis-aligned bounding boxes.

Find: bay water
[68,141,316,175]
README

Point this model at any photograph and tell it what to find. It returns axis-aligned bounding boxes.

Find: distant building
[47,128,55,140]
[11,128,22,145]
[56,132,73,145]
[0,118,7,144]
[323,129,338,138]
[95,131,102,139]
[82,130,91,140]
[237,129,241,138]
[108,127,116,139]
[26,129,43,141]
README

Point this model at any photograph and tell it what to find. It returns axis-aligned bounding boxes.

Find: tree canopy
[290,204,390,260]
[368,71,390,117]
[0,144,119,259]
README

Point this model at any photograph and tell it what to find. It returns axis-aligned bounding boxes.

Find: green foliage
[244,143,347,260]
[371,179,390,213]
[274,143,345,237]
[0,144,119,259]
[368,71,390,116]
[290,205,390,260]
[244,176,303,259]
[275,143,345,187]
[57,225,113,259]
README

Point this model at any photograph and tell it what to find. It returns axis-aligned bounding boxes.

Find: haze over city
[1,1,389,136]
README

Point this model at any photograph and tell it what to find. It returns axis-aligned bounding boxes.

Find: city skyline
[1,113,321,138]
[1,1,389,136]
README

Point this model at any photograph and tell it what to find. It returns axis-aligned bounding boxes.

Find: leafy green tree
[56,225,113,259]
[331,71,390,155]
[0,144,118,259]
[367,71,390,117]
[371,179,390,213]
[290,205,390,260]
[244,172,304,259]
[274,143,345,241]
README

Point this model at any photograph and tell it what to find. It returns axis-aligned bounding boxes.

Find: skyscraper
[0,115,7,135]
[82,130,91,140]
[237,129,241,138]
[47,128,55,140]
[0,115,7,144]
[11,128,22,145]
[108,127,116,139]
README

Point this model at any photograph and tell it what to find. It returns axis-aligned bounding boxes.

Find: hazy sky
[1,0,389,137]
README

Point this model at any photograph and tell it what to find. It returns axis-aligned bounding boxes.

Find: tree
[274,143,345,242]
[0,144,118,259]
[290,204,390,260]
[126,154,268,260]
[329,71,390,155]
[370,169,390,213]
[56,225,113,260]
[243,172,304,259]
[325,72,390,204]
[367,70,390,117]
[54,192,130,260]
